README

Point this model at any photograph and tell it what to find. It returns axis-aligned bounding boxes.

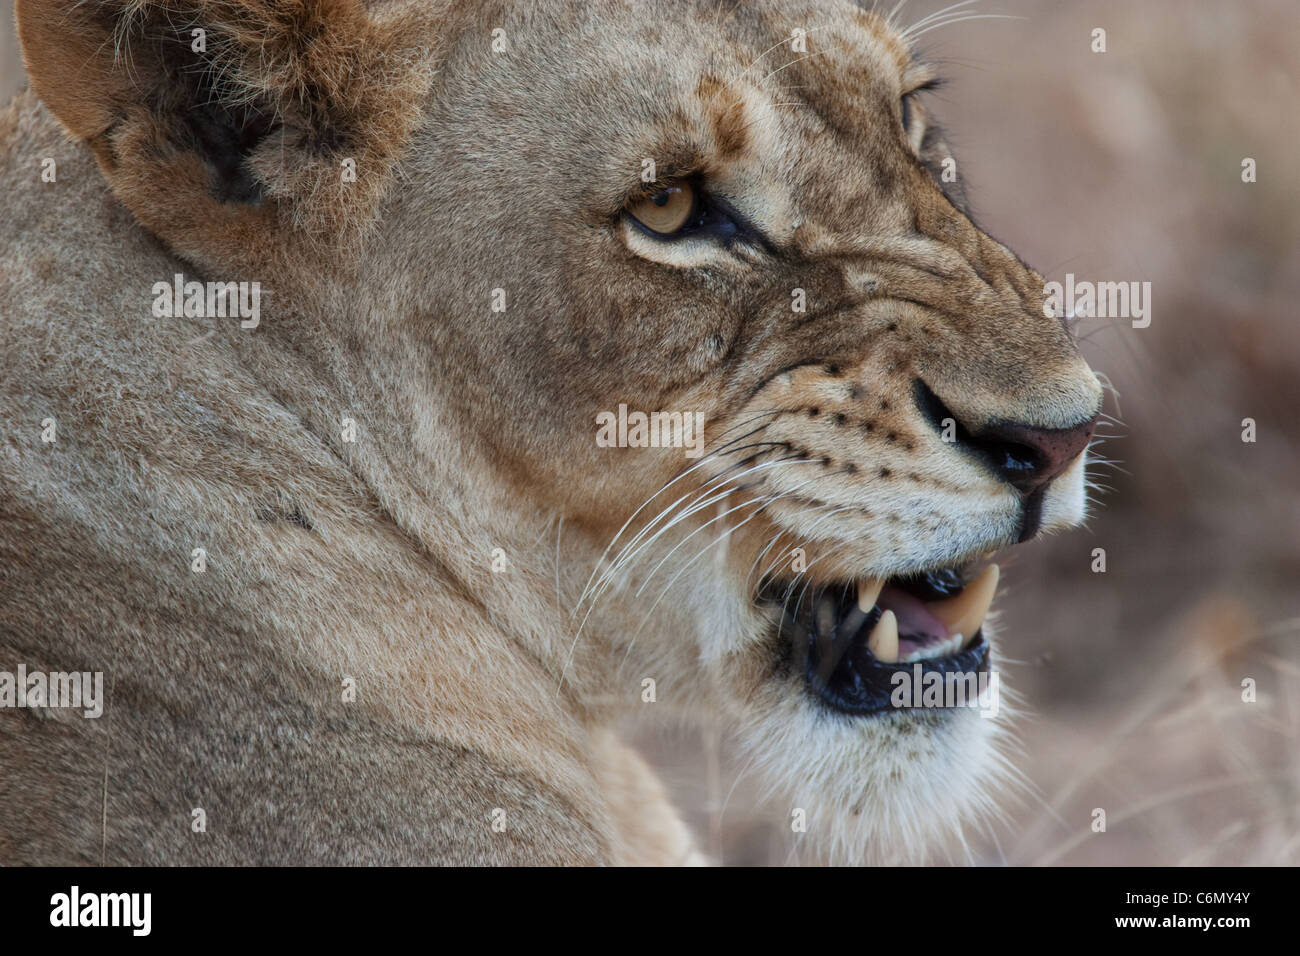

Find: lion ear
[15,0,430,266]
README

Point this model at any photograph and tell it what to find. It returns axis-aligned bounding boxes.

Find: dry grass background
[3,1,1296,865]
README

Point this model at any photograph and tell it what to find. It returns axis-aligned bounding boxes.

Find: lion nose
[966,416,1099,495]
[915,380,1099,496]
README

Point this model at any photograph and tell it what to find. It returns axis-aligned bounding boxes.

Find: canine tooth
[866,610,899,663]
[857,577,885,612]
[930,564,999,639]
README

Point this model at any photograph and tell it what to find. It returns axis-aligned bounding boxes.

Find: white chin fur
[618,523,1032,863]
[717,630,1019,864]
[1038,451,1089,533]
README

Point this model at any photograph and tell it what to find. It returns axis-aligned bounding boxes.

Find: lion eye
[628,183,696,235]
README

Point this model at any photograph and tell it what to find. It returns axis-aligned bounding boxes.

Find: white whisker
[899,0,980,39]
[907,13,1024,42]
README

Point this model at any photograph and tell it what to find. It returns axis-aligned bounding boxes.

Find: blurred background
[4,1,1297,864]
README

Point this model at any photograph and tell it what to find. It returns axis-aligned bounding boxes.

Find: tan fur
[2,0,1102,864]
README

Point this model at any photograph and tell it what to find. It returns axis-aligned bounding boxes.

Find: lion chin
[4,0,1103,865]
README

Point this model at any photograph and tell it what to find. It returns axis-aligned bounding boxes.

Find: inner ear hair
[17,0,434,248]
[139,21,282,204]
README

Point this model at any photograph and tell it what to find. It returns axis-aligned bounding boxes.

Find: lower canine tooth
[866,610,899,663]
[857,577,885,612]
[930,564,999,640]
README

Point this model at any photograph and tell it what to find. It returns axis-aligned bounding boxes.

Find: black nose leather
[967,415,1099,495]
[913,380,1100,496]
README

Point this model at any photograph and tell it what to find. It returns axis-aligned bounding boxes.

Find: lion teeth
[929,564,999,639]
[857,576,885,612]
[866,610,899,663]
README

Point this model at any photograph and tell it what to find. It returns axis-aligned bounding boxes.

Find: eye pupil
[652,190,671,207]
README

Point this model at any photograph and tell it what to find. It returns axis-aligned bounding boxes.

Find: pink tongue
[877,585,950,648]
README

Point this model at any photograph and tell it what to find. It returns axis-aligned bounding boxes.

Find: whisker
[715,26,834,107]
[618,468,838,665]
[759,49,835,87]
[907,13,1025,42]
[899,0,981,39]
[560,454,817,691]
[587,449,800,613]
[573,410,783,613]
[631,460,824,601]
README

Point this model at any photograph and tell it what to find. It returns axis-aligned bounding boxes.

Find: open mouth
[760,563,999,716]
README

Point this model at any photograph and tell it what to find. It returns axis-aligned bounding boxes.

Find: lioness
[1,0,1102,865]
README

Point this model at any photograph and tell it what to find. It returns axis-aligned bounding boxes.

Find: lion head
[17,0,1102,862]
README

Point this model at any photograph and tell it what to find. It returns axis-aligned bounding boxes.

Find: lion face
[377,1,1102,857]
[18,0,1103,861]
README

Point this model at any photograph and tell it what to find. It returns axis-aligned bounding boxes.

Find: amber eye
[627,183,695,235]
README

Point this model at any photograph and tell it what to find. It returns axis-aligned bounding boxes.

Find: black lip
[1018,487,1045,542]
[765,577,992,716]
[804,628,991,716]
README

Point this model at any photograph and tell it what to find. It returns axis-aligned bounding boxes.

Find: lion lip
[760,562,998,716]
